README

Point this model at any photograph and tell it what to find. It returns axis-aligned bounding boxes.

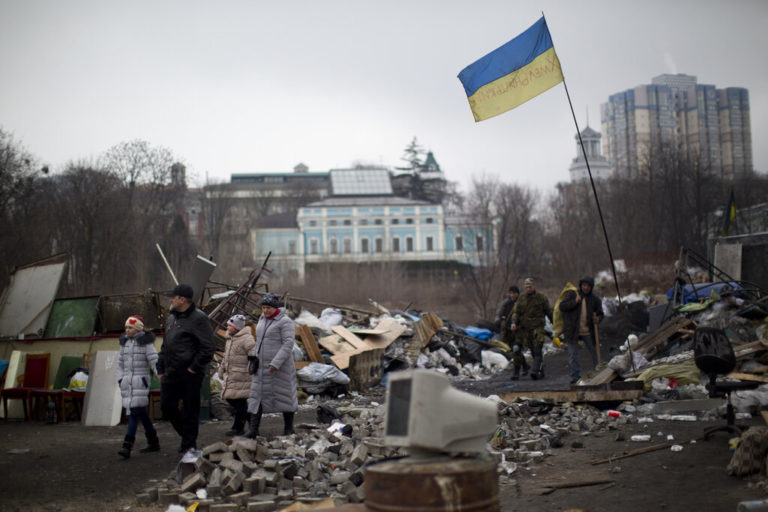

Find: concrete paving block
[178,491,198,505]
[158,489,179,505]
[247,501,278,512]
[135,492,154,505]
[209,503,239,512]
[203,441,229,456]
[181,472,207,493]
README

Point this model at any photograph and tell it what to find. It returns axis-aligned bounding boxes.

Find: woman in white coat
[117,315,159,458]
[247,293,298,438]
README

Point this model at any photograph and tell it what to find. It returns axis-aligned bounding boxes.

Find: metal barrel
[364,457,499,512]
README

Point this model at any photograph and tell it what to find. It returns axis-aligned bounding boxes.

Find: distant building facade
[601,73,752,180]
[568,126,611,183]
[247,168,491,283]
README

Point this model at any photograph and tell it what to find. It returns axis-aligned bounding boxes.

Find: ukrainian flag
[458,17,563,122]
[721,189,736,236]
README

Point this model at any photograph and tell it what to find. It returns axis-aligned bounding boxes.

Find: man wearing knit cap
[158,283,215,454]
[510,277,552,380]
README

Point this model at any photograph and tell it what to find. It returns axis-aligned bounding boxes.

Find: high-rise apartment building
[601,74,752,180]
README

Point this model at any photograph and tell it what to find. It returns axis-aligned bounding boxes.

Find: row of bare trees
[2,126,766,323]
[462,146,768,319]
[0,129,196,296]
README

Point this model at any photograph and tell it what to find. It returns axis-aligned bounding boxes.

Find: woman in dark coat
[247,293,298,438]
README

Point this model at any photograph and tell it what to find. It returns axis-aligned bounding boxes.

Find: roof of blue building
[303,196,433,208]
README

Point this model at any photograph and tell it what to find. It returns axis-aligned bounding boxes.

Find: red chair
[2,353,50,421]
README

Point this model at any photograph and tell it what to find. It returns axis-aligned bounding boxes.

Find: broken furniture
[30,354,87,422]
[1,353,50,421]
[693,326,759,438]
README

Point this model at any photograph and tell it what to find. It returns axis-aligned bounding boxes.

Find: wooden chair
[1,353,50,421]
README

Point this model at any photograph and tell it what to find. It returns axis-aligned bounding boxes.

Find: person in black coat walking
[559,276,604,383]
[158,284,215,454]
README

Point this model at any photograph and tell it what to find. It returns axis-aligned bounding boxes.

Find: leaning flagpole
[544,13,635,372]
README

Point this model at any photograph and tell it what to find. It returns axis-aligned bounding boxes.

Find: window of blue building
[426,237,434,251]
[329,237,338,254]
[392,237,400,252]
[361,238,369,253]
[310,239,319,254]
[375,238,383,253]
[406,237,414,252]
[455,235,463,251]
[343,238,352,254]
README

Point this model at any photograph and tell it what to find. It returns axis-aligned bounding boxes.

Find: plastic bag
[319,308,343,329]
[296,362,350,394]
[67,370,88,391]
[247,355,259,374]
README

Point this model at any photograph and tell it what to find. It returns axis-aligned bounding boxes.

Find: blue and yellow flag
[721,189,736,236]
[458,17,563,122]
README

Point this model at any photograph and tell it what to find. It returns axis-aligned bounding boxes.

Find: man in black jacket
[559,276,604,384]
[158,284,215,454]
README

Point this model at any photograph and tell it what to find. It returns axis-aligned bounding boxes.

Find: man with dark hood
[559,276,604,384]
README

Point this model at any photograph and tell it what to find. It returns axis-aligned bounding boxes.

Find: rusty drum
[364,456,499,511]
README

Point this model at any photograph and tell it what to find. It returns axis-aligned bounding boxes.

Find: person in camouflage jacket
[510,277,552,380]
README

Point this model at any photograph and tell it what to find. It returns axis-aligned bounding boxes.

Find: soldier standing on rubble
[559,276,604,384]
[497,285,530,380]
[158,283,215,454]
[218,313,256,437]
[247,292,298,438]
[510,277,552,380]
[117,315,160,458]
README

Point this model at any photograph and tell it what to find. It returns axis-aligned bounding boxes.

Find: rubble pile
[136,392,639,511]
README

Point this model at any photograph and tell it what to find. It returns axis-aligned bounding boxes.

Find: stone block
[135,492,154,505]
[247,501,278,512]
[205,484,221,498]
[350,443,368,466]
[209,504,239,512]
[203,441,229,456]
[220,457,244,473]
[229,491,251,506]
[244,475,266,495]
[223,470,246,495]
[181,472,207,493]
[178,492,198,505]
[158,489,179,505]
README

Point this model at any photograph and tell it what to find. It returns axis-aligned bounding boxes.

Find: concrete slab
[648,398,722,415]
[81,350,121,426]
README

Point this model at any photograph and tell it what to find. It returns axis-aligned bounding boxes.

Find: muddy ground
[1,348,766,511]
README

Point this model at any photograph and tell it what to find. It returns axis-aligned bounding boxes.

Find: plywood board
[296,325,324,363]
[81,350,122,426]
[360,318,407,350]
[0,351,25,419]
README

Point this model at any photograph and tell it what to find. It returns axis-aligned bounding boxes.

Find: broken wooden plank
[727,372,768,383]
[589,436,703,465]
[331,325,369,350]
[361,317,407,350]
[537,478,614,495]
[295,325,324,363]
[414,312,443,348]
[498,388,643,404]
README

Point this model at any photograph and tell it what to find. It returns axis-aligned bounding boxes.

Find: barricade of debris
[137,392,637,511]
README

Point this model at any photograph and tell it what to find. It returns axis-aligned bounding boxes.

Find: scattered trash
[630,435,651,442]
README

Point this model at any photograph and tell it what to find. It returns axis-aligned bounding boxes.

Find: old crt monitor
[384,369,498,453]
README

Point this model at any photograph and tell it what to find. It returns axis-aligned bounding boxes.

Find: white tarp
[0,254,67,339]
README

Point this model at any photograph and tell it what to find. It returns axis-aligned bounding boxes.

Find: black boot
[510,364,520,381]
[522,360,530,376]
[283,412,295,436]
[118,435,135,459]
[282,412,295,436]
[140,430,160,453]
[247,413,260,439]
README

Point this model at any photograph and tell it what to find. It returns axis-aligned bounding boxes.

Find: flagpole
[543,13,634,372]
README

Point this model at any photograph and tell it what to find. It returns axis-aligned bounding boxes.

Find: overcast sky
[1,1,766,194]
